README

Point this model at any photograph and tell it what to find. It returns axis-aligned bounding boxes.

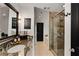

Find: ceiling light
[62,4,65,8]
[44,7,46,9]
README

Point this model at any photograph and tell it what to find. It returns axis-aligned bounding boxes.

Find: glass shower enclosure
[49,10,64,56]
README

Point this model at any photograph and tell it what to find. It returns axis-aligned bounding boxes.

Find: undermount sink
[7,45,26,56]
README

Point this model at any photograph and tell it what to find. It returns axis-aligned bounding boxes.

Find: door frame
[64,3,71,56]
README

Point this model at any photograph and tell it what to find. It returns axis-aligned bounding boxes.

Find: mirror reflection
[0,3,16,39]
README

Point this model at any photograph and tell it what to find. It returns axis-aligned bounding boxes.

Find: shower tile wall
[49,12,54,50]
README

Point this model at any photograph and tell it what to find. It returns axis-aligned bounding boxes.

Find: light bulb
[14,39,17,42]
[18,38,20,41]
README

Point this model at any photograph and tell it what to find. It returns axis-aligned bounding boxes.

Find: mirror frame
[0,3,19,39]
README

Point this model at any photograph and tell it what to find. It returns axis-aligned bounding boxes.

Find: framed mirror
[0,3,18,39]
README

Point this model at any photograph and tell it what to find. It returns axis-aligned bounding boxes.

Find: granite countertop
[0,37,14,45]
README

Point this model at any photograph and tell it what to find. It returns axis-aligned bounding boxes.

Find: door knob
[71,48,75,52]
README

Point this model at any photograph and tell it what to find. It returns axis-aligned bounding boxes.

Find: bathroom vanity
[0,3,19,56]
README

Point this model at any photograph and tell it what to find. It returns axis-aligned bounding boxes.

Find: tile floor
[22,39,54,56]
[34,42,54,56]
[21,40,33,56]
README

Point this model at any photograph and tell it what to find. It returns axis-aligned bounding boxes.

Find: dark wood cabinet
[20,35,28,40]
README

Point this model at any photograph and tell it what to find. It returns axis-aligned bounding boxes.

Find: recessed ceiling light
[62,4,65,8]
[48,7,50,9]
[44,7,50,10]
[44,7,46,9]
